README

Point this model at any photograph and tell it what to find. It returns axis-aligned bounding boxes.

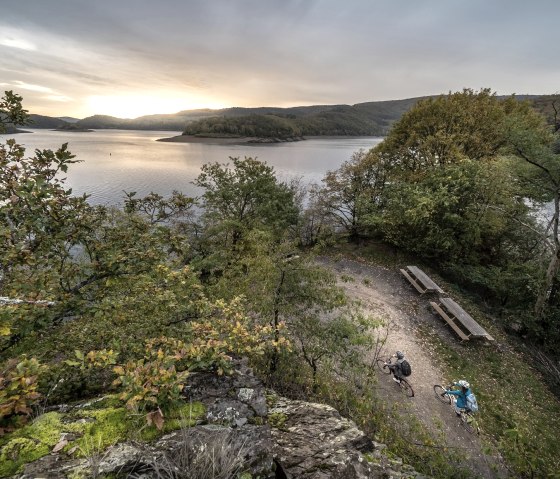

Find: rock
[270,396,378,478]
[184,359,268,426]
[16,359,426,479]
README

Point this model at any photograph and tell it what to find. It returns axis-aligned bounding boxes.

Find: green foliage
[182,104,390,138]
[123,190,195,224]
[113,346,189,425]
[0,90,29,133]
[64,349,118,370]
[192,157,299,271]
[184,114,303,139]
[267,411,287,429]
[112,303,284,427]
[313,149,388,240]
[378,88,515,170]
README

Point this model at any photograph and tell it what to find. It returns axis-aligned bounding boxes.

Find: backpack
[400,359,412,377]
[466,392,479,412]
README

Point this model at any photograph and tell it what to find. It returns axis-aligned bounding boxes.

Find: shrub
[0,357,46,433]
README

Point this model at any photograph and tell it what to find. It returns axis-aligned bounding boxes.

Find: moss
[139,402,206,441]
[0,437,49,477]
[0,401,206,475]
[26,412,65,447]
[0,412,70,476]
[268,412,287,429]
[71,407,130,456]
[265,391,279,407]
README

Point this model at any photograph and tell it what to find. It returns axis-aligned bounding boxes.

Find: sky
[1,0,559,119]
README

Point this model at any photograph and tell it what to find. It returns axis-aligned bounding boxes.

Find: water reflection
[2,129,383,206]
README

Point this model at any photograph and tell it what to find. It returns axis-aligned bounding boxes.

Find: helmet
[396,351,404,359]
[458,380,470,389]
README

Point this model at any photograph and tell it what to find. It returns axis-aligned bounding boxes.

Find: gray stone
[270,396,379,478]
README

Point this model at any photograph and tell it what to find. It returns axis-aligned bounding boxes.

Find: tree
[313,150,389,240]
[192,157,300,272]
[362,89,538,263]
[376,88,514,173]
[503,98,560,332]
[0,91,29,133]
[205,232,376,389]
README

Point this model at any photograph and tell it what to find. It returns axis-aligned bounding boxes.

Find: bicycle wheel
[433,385,451,404]
[461,412,479,434]
[400,378,415,397]
[376,358,391,375]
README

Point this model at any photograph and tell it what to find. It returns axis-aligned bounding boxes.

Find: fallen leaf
[52,439,68,453]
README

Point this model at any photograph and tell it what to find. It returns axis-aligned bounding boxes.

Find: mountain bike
[433,384,479,434]
[376,357,414,397]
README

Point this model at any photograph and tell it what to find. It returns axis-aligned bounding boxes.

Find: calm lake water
[3,129,383,205]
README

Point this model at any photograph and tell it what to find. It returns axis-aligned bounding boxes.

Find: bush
[0,357,46,433]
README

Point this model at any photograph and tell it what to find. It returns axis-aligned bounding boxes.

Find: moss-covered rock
[0,400,205,477]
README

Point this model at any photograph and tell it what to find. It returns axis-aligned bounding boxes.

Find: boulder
[269,396,377,478]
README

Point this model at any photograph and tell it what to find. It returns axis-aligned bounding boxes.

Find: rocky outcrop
[269,395,428,479]
[15,361,427,479]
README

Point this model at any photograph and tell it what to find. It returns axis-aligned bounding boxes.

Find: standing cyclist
[446,380,472,415]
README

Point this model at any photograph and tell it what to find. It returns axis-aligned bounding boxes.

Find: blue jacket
[447,387,471,409]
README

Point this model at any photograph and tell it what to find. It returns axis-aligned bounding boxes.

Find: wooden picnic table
[400,265,444,294]
[430,297,494,341]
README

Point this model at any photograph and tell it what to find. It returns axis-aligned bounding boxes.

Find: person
[446,380,472,415]
[387,350,406,383]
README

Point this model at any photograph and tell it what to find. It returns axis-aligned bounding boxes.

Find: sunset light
[87,94,228,119]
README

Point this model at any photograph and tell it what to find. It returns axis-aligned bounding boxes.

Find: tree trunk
[534,194,560,318]
[269,269,286,375]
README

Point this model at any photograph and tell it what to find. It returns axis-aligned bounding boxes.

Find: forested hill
[182,98,427,138]
[22,94,546,136]
[72,98,427,135]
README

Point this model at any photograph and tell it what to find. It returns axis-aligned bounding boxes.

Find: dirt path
[320,257,508,479]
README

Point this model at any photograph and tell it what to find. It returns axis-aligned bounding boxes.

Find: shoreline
[157,134,382,144]
[156,134,304,145]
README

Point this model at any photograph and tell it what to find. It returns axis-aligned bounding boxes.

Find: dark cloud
[1,0,558,116]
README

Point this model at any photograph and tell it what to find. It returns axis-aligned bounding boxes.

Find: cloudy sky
[1,0,558,118]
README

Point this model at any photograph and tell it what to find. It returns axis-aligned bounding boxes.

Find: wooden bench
[430,297,494,341]
[400,266,444,294]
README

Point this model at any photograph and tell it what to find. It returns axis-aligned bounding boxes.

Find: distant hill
[28,114,69,129]
[75,111,219,131]
[182,98,429,138]
[58,116,81,124]
[71,98,432,135]
[22,94,553,137]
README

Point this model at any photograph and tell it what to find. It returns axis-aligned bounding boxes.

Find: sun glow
[87,94,228,118]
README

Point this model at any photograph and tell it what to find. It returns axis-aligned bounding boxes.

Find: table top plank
[399,268,426,294]
[430,301,470,341]
[438,297,489,337]
[406,266,444,293]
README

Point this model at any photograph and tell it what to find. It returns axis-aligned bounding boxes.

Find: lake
[2,129,383,206]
